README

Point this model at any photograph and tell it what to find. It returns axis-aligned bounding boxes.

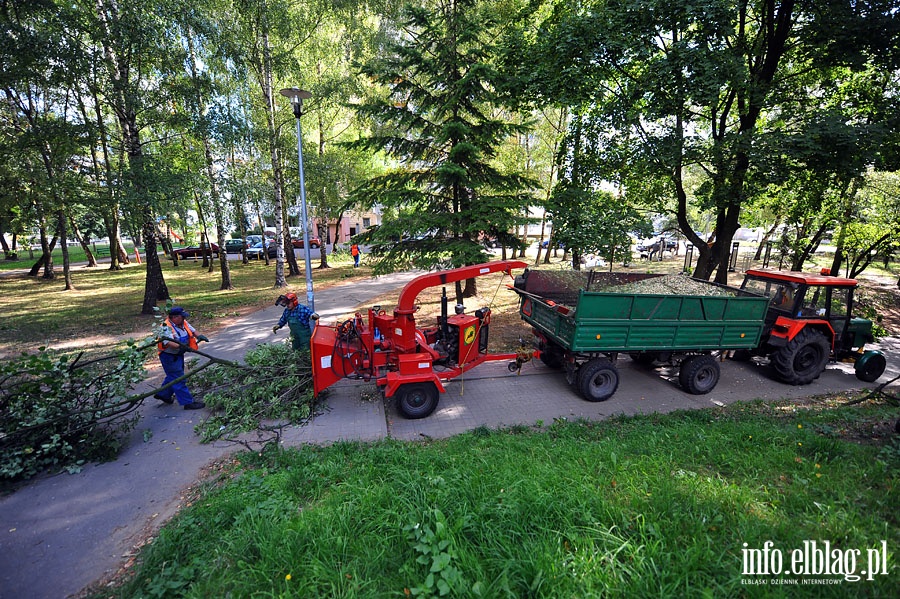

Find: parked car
[636,237,677,253]
[291,236,321,249]
[246,235,263,246]
[246,241,277,260]
[224,238,247,253]
[172,243,219,259]
[539,240,564,249]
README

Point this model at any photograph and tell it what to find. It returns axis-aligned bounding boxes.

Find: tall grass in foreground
[111,400,898,598]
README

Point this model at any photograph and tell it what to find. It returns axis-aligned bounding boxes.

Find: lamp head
[279,88,312,118]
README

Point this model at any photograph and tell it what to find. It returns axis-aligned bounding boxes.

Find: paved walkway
[1,269,898,598]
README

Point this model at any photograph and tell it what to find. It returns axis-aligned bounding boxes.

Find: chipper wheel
[678,354,720,395]
[396,383,439,419]
[576,359,619,402]
[771,329,830,385]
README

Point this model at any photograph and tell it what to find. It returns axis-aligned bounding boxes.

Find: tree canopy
[1,0,898,312]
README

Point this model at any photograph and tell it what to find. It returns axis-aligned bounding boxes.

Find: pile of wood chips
[603,274,735,296]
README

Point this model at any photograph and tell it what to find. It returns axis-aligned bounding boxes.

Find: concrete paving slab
[280,383,388,445]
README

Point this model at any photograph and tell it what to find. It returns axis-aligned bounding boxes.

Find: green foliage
[403,508,469,597]
[191,342,315,443]
[349,0,535,277]
[549,183,646,267]
[502,0,900,281]
[0,343,148,485]
[114,399,899,597]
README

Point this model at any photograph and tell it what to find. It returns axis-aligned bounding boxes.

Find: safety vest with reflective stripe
[158,319,199,354]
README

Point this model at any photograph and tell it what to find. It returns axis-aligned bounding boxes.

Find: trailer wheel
[679,355,720,395]
[771,329,830,385]
[576,359,619,402]
[396,383,439,419]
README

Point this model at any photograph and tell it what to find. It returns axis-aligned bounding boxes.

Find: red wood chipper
[310,260,530,418]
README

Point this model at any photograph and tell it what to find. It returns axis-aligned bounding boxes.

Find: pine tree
[350,0,533,299]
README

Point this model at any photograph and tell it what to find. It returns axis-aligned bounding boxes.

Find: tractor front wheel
[679,354,720,395]
[576,359,619,402]
[855,351,886,383]
[396,383,439,419]
[771,329,830,385]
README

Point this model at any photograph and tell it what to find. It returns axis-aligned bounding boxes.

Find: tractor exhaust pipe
[440,287,449,340]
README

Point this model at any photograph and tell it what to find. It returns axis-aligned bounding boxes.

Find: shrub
[0,343,147,486]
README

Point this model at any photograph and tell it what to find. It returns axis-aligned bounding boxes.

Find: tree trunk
[38,210,54,279]
[212,192,233,289]
[0,218,13,258]
[317,221,330,269]
[84,11,125,272]
[234,151,249,265]
[69,214,98,267]
[115,230,130,265]
[282,199,301,276]
[29,234,57,276]
[314,103,331,270]
[94,0,168,313]
[0,233,11,259]
[254,199,271,267]
[186,29,232,289]
[259,12,287,288]
[193,191,213,270]
[753,221,781,261]
[58,210,74,290]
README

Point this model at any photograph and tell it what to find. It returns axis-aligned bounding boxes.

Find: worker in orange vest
[350,242,361,267]
[156,306,209,410]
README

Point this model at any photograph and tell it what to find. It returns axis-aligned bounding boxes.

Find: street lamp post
[279,87,315,312]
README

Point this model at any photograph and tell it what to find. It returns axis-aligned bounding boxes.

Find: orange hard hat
[276,293,299,309]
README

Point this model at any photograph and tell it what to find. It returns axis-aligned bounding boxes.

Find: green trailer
[513,270,772,401]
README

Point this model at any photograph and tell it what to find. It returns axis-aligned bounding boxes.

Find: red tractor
[310,260,529,418]
[739,269,886,384]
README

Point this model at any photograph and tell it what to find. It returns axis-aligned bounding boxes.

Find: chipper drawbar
[310,260,530,419]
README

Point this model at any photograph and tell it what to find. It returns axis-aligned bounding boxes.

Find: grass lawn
[0,254,370,355]
[104,397,899,598]
[0,243,124,271]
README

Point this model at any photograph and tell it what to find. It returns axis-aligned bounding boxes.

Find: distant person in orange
[350,242,361,268]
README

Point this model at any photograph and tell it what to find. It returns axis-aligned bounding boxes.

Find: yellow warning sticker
[463,325,477,345]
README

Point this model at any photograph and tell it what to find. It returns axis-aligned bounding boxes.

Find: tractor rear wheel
[678,355,720,395]
[576,359,619,402]
[396,383,439,419]
[771,329,830,385]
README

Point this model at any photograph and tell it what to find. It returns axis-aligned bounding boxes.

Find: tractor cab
[740,269,885,383]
